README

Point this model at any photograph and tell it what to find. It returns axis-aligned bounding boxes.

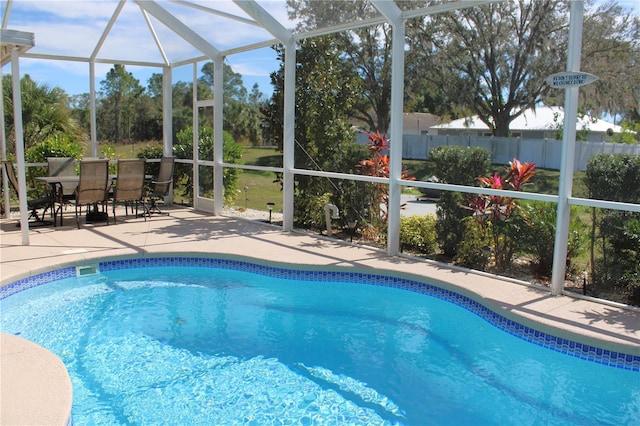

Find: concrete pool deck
[1,206,639,424]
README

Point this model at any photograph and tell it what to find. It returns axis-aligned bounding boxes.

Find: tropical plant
[3,74,81,152]
[358,130,414,225]
[468,158,537,270]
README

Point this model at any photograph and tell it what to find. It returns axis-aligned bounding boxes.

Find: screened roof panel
[2,0,289,65]
[2,0,502,67]
[3,1,118,59]
[282,0,382,31]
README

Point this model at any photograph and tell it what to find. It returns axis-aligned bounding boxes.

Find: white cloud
[11,0,117,20]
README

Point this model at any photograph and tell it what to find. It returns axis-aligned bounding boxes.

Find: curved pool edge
[0,333,73,426]
[1,252,639,369]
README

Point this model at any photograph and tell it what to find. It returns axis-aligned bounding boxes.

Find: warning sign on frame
[544,72,599,88]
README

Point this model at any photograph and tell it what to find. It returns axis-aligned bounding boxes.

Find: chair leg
[75,204,81,229]
[147,198,169,216]
[103,201,109,226]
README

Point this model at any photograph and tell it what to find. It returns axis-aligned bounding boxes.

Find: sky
[1,0,288,99]
[2,0,640,102]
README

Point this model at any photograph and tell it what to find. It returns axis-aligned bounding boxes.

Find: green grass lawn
[236,148,283,211]
[241,147,282,167]
[236,170,283,212]
[403,159,587,197]
[104,143,588,205]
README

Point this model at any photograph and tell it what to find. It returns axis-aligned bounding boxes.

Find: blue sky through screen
[2,0,639,102]
[1,0,284,99]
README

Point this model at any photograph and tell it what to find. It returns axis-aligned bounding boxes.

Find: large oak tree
[407,0,567,137]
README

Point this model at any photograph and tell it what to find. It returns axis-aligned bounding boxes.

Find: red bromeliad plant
[358,131,414,224]
[470,158,536,270]
[507,158,537,190]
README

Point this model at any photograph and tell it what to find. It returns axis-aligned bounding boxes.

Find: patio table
[35,175,145,226]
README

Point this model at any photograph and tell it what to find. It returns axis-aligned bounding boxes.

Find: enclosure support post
[282,40,296,232]
[89,62,98,157]
[373,0,404,256]
[551,1,584,296]
[213,58,225,215]
[1,65,9,219]
[11,48,29,244]
[192,63,200,211]
[163,66,174,205]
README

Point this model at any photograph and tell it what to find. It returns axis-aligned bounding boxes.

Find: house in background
[402,112,440,135]
[429,106,622,142]
[353,112,440,135]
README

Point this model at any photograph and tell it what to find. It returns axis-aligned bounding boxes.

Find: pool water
[1,263,639,425]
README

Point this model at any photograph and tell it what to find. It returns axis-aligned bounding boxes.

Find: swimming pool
[1,256,639,425]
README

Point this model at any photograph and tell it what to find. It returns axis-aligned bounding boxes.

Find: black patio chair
[47,157,77,225]
[146,156,175,216]
[2,160,54,226]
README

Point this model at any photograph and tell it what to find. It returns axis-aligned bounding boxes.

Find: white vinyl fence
[357,133,640,171]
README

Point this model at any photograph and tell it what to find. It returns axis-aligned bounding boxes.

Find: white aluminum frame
[3,0,637,298]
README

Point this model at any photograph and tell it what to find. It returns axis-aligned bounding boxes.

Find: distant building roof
[430,106,623,133]
[403,112,440,134]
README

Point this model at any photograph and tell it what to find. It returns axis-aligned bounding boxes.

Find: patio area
[2,205,638,354]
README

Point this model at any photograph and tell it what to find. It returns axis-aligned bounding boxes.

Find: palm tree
[2,74,81,154]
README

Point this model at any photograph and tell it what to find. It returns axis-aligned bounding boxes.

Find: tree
[200,62,259,143]
[406,0,567,136]
[2,74,81,153]
[573,1,640,122]
[200,62,247,103]
[68,93,91,137]
[287,0,396,132]
[98,64,144,143]
[263,36,366,229]
[246,83,267,146]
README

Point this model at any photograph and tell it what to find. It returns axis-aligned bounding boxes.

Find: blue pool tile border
[0,267,76,299]
[2,256,639,372]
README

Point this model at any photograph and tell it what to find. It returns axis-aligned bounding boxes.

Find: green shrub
[173,127,243,205]
[455,217,491,270]
[23,134,83,197]
[585,153,640,202]
[585,153,640,304]
[430,146,491,256]
[521,202,586,277]
[25,133,83,163]
[296,192,332,232]
[136,144,164,177]
[400,214,437,254]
